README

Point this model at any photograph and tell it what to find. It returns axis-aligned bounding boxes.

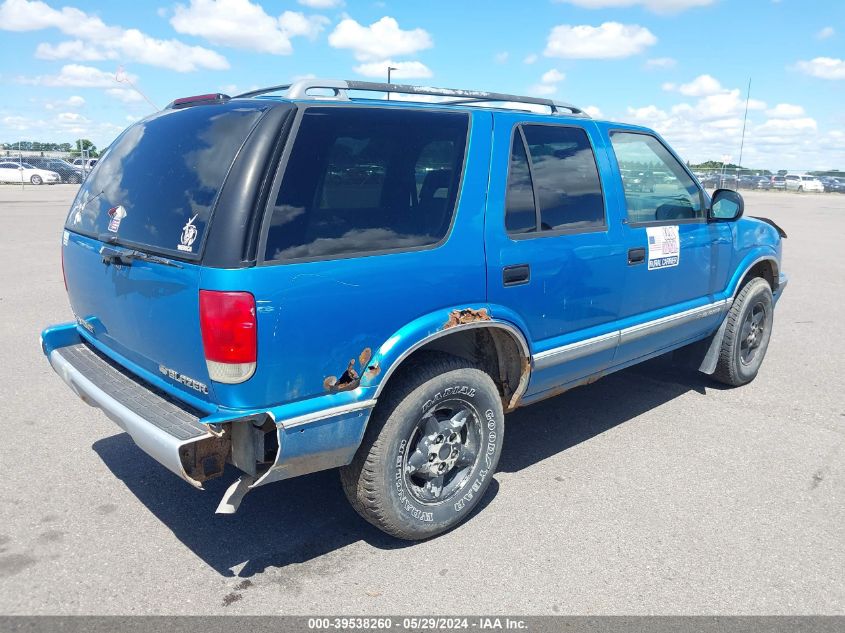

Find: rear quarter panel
[200,110,494,410]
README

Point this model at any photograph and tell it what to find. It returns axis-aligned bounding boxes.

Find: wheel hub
[403,402,482,503]
[418,427,462,476]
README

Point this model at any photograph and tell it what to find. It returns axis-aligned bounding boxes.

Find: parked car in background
[785,174,824,192]
[771,175,786,190]
[699,174,720,188]
[718,173,738,190]
[71,158,98,170]
[41,79,788,539]
[26,157,84,184]
[0,161,61,185]
[819,176,845,193]
[752,175,772,190]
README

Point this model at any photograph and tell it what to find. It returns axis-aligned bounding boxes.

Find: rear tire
[713,277,774,386]
[340,352,504,540]
[30,175,42,185]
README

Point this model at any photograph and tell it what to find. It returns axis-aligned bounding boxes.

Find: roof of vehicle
[167,78,656,133]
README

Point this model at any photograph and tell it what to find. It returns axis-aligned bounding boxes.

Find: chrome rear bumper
[48,343,223,488]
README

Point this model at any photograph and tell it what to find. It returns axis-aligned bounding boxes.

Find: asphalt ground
[0,185,842,615]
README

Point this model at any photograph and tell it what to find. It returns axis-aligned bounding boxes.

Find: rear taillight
[199,290,256,384]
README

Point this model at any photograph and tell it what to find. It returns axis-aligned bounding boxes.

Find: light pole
[387,66,398,100]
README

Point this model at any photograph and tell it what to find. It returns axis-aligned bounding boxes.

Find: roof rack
[233,78,588,117]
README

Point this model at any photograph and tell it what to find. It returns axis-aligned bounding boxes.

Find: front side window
[504,124,606,235]
[263,107,468,262]
[610,131,703,224]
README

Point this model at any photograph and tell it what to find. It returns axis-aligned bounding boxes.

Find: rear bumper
[47,337,225,488]
[41,323,374,495]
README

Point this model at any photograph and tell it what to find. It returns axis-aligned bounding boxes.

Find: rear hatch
[62,101,268,406]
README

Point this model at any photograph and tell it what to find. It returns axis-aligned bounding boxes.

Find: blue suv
[41,79,787,540]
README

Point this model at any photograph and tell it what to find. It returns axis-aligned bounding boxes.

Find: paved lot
[0,185,842,615]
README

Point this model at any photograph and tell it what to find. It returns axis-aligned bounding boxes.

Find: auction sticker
[646,225,680,270]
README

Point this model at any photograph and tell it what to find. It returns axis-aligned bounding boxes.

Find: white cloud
[618,79,834,169]
[57,111,87,123]
[583,105,603,118]
[43,94,86,110]
[353,59,432,79]
[35,39,110,61]
[674,74,723,96]
[0,111,125,144]
[645,56,676,69]
[766,103,805,118]
[278,10,329,39]
[523,54,538,64]
[495,51,509,64]
[545,22,656,59]
[795,57,845,80]
[20,64,135,88]
[817,26,835,40]
[0,0,228,72]
[541,69,566,84]
[328,16,432,61]
[530,68,565,96]
[170,1,327,55]
[106,87,144,103]
[553,0,714,13]
[297,0,342,7]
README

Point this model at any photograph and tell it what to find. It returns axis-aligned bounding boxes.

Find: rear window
[262,106,468,262]
[65,103,265,258]
[505,124,605,235]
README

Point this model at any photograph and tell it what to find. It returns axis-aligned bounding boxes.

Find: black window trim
[607,128,707,228]
[256,103,472,267]
[504,121,609,242]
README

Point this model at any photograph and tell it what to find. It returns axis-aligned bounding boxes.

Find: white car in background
[71,157,98,170]
[0,161,61,185]
[785,173,824,193]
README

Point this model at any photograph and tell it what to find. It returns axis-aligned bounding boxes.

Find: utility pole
[386,66,397,100]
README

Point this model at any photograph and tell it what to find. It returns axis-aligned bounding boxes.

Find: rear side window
[609,131,703,224]
[263,107,468,262]
[505,124,606,235]
[65,103,266,257]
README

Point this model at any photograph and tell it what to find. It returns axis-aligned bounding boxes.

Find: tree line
[1,139,99,157]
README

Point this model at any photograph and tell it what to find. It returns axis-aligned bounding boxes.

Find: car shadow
[92,355,715,578]
[499,355,714,473]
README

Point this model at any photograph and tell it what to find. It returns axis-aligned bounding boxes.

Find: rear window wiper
[100,245,183,268]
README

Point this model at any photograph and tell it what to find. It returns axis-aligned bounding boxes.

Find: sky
[0,0,843,169]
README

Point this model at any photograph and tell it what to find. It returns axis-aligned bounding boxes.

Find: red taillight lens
[199,290,256,383]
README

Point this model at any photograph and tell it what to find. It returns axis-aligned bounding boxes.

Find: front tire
[713,277,774,386]
[30,175,42,185]
[340,352,504,540]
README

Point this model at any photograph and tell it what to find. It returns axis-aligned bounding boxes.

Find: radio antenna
[737,77,751,173]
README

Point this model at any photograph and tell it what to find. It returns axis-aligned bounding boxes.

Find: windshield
[65,102,266,258]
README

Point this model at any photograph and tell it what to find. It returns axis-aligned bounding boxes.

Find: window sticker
[178,214,198,252]
[646,225,680,270]
[107,205,126,233]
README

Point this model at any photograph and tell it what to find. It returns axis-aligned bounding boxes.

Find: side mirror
[709,188,744,221]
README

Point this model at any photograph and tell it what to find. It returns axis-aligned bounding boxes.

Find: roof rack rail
[233,78,588,117]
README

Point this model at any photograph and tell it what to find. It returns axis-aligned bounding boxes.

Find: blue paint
[42,98,787,483]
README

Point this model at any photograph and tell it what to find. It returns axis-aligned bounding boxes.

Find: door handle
[628,247,646,265]
[502,264,530,286]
